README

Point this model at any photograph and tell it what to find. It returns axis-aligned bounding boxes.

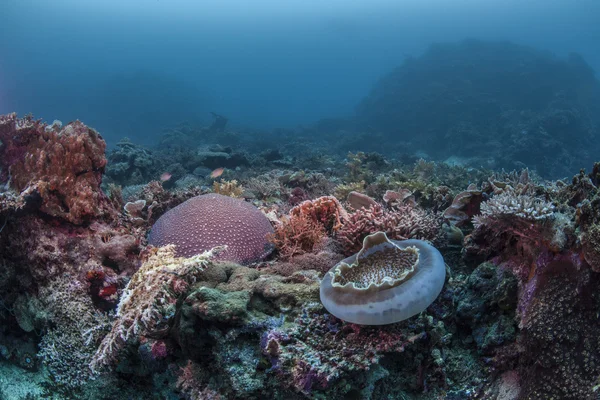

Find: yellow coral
[213,179,244,198]
[333,181,365,201]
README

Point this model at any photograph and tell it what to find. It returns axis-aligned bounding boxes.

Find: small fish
[210,168,224,178]
[160,172,172,182]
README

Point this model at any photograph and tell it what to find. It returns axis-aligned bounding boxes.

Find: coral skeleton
[90,245,223,372]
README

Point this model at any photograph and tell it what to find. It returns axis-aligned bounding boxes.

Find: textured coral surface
[148,193,274,264]
[332,242,418,288]
[2,108,600,400]
[0,113,110,224]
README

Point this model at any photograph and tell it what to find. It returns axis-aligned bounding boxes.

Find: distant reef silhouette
[356,39,600,177]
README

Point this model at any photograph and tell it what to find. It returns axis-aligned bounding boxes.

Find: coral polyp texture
[148,193,274,264]
[321,232,446,325]
[3,98,600,399]
[330,233,419,288]
[0,113,111,224]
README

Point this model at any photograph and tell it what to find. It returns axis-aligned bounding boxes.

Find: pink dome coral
[148,193,274,265]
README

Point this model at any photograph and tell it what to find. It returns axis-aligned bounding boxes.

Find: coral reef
[2,109,600,399]
[261,303,429,396]
[0,113,113,224]
[105,138,157,186]
[472,188,554,227]
[356,40,600,177]
[91,245,220,371]
[442,186,483,226]
[289,196,348,233]
[269,212,327,260]
[212,179,244,198]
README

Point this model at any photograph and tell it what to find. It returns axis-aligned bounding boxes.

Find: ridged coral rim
[329,244,420,291]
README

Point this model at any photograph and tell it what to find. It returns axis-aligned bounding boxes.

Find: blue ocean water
[1,0,598,145]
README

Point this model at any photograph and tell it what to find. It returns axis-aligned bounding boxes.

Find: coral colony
[2,40,600,400]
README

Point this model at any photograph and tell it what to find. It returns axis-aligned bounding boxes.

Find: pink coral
[148,193,274,264]
[337,203,441,255]
[289,196,349,233]
[269,213,327,260]
[0,113,113,224]
[150,340,168,359]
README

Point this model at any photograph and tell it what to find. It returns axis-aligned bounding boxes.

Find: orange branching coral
[337,203,441,255]
[289,196,349,233]
[269,213,327,260]
[0,113,112,224]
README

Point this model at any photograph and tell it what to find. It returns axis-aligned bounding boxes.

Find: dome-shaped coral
[320,232,445,325]
[148,193,274,265]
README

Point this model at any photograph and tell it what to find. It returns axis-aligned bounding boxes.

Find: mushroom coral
[320,232,445,325]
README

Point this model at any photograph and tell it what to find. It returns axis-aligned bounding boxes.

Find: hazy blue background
[0,0,598,145]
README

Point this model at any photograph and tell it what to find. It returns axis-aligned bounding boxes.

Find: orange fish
[210,167,224,178]
[160,172,172,182]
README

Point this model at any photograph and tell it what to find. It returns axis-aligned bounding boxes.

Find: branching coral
[485,169,538,196]
[0,113,113,224]
[245,173,284,200]
[472,189,554,228]
[269,196,347,267]
[269,213,327,260]
[333,181,365,200]
[90,245,221,372]
[337,203,442,255]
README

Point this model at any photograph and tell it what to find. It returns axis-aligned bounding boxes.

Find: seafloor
[1,41,600,400]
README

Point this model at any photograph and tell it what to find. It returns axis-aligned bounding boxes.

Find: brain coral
[320,232,445,325]
[148,193,274,265]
